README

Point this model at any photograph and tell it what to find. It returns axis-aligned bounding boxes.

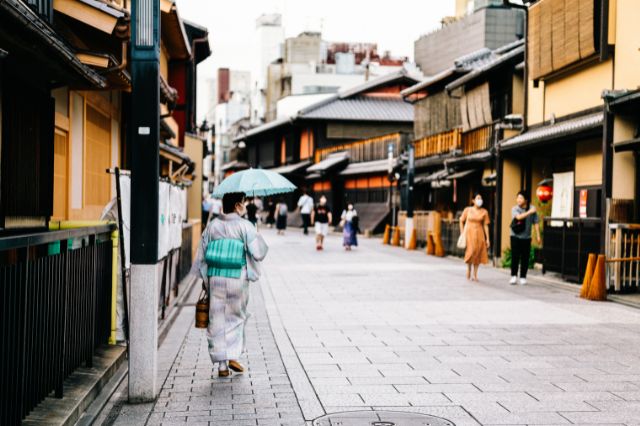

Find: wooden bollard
[426,233,435,255]
[434,232,446,257]
[586,255,607,301]
[382,224,391,245]
[407,228,417,250]
[391,226,401,247]
[580,253,596,299]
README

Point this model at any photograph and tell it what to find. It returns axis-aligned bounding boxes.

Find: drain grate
[313,410,455,426]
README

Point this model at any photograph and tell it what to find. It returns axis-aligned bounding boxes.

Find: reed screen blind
[460,83,492,132]
[528,0,596,80]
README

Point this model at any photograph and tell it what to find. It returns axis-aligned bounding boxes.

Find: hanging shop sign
[579,189,588,218]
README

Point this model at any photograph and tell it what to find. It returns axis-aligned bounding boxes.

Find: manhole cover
[313,410,455,426]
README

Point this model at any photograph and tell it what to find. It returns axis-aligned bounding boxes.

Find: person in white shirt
[297,190,314,235]
[208,197,223,223]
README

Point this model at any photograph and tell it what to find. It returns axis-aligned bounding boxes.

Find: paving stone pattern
[102,282,305,426]
[106,229,640,426]
[261,230,640,425]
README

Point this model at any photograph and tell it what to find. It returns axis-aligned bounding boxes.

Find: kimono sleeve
[245,224,268,261]
[483,209,490,225]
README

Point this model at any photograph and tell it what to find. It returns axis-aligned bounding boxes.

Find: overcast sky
[176,0,456,121]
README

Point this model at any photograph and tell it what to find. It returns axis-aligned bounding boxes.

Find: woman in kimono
[191,192,269,377]
[340,203,358,250]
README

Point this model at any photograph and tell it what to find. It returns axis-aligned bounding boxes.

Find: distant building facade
[251,13,285,125]
[265,32,409,122]
[415,3,524,76]
[214,68,252,183]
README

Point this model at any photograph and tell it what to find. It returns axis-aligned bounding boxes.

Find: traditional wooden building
[236,70,419,229]
[0,1,209,422]
[497,0,627,282]
[401,47,504,215]
[444,40,525,254]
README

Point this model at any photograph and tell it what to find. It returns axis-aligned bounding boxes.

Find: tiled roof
[339,159,393,176]
[337,69,421,99]
[307,152,349,173]
[301,96,414,122]
[445,150,493,166]
[446,43,524,92]
[401,48,497,98]
[237,71,420,141]
[268,160,312,175]
[500,112,604,151]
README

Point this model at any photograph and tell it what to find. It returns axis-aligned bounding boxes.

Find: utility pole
[387,143,396,227]
[129,0,160,402]
[404,144,415,248]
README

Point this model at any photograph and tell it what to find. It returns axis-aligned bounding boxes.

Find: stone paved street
[105,228,640,425]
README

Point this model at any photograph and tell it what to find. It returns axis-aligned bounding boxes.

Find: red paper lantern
[536,184,553,203]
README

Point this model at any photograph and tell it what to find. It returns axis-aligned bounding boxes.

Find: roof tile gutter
[0,0,107,88]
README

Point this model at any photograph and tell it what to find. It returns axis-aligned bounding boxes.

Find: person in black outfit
[311,195,332,250]
[510,191,542,286]
[246,198,258,226]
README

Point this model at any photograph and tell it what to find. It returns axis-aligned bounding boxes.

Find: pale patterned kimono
[191,213,268,363]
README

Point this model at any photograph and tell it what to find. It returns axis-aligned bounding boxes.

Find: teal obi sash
[205,238,247,279]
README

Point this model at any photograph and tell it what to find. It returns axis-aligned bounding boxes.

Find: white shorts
[314,222,329,236]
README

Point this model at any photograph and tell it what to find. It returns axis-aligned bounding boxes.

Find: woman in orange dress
[459,194,491,281]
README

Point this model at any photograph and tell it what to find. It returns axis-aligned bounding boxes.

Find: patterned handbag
[205,238,247,279]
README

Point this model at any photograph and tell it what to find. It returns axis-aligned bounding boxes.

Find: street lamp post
[129,0,160,402]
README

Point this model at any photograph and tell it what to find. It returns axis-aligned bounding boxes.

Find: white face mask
[475,199,483,207]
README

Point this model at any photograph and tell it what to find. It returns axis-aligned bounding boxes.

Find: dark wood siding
[1,78,54,227]
[414,91,461,139]
[258,140,276,168]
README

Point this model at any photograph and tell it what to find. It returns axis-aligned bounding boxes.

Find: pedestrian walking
[297,189,314,235]
[311,195,332,250]
[191,192,269,377]
[510,191,541,285]
[340,202,358,250]
[202,194,213,224]
[265,198,276,228]
[246,198,258,226]
[275,198,288,235]
[206,196,222,224]
[459,193,490,281]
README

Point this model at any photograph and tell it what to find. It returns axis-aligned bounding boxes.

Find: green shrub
[502,246,536,269]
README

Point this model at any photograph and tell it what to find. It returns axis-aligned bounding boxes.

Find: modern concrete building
[250,13,285,125]
[265,32,410,122]
[414,3,524,76]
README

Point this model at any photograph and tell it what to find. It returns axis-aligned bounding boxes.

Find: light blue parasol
[212,168,297,198]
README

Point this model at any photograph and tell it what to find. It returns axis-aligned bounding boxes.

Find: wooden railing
[607,224,640,292]
[414,128,462,158]
[315,133,402,163]
[461,124,493,155]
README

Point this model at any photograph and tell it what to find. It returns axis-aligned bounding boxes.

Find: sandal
[229,360,245,373]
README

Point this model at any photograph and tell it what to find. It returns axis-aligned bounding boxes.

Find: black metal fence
[542,217,601,282]
[178,223,193,283]
[0,225,114,424]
